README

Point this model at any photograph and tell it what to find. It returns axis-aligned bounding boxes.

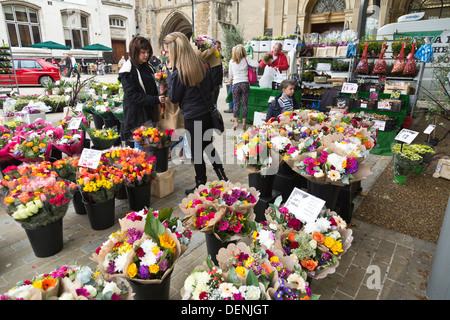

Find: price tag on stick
[67,117,82,130]
[79,149,103,169]
[395,128,419,145]
[284,187,326,224]
[341,82,358,94]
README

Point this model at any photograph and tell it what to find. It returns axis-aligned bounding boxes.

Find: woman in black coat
[118,36,164,147]
[164,32,228,195]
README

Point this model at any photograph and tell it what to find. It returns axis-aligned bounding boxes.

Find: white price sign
[395,128,419,145]
[377,101,391,110]
[341,82,358,94]
[78,149,103,169]
[67,117,82,130]
[316,63,331,71]
[372,120,386,131]
[284,188,326,224]
[253,111,267,126]
[424,124,436,135]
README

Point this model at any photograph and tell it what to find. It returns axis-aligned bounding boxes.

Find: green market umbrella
[31,41,70,50]
[82,43,113,51]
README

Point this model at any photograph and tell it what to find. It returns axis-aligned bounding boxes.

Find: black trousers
[184,112,224,183]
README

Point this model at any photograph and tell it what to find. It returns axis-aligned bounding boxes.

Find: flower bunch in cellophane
[91,208,183,285]
[0,125,16,162]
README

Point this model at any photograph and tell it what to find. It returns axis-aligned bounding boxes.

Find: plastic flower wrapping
[132,125,177,149]
[391,143,426,177]
[0,125,16,162]
[1,265,133,300]
[0,162,77,228]
[54,114,87,156]
[91,207,187,285]
[179,181,259,242]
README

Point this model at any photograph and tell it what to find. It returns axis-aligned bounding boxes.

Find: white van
[376,14,450,94]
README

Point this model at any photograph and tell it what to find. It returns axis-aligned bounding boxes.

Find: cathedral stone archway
[159,11,192,49]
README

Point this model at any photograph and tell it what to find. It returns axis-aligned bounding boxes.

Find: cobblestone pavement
[0,75,437,299]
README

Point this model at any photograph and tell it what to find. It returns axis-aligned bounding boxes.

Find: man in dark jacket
[118,36,164,147]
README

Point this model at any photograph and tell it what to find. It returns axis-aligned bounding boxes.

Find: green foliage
[221,24,245,62]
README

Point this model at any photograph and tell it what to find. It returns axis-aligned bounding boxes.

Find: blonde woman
[163,32,228,195]
[228,44,259,130]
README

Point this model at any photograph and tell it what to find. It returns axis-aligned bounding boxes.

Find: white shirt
[229,58,259,84]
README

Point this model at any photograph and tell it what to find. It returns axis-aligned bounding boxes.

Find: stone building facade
[136,0,449,53]
[0,0,136,63]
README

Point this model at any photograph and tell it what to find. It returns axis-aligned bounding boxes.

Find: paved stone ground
[0,75,437,299]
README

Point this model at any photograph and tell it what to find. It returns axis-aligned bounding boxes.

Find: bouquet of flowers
[11,131,54,162]
[132,126,177,149]
[118,207,192,252]
[0,125,16,162]
[53,132,84,156]
[234,128,274,175]
[115,149,156,187]
[192,35,220,59]
[391,143,424,183]
[219,184,259,210]
[1,265,133,300]
[265,195,304,232]
[87,128,119,150]
[112,105,124,122]
[76,164,124,204]
[155,72,167,119]
[3,120,25,133]
[181,258,265,300]
[213,207,255,242]
[2,175,76,228]
[52,156,80,182]
[91,209,182,285]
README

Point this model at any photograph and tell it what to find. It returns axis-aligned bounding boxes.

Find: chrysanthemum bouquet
[87,128,120,150]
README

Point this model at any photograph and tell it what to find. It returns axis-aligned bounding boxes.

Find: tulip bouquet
[76,164,124,204]
[115,149,156,187]
[132,126,177,149]
[155,72,167,119]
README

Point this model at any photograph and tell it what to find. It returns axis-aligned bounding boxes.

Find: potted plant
[44,81,55,95]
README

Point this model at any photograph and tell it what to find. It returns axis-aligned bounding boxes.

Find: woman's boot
[214,167,228,182]
[185,177,207,195]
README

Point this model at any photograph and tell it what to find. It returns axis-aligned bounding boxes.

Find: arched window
[2,4,42,47]
[312,0,346,14]
[408,0,450,19]
[62,10,90,49]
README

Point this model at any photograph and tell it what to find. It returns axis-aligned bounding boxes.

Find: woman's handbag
[196,84,224,134]
[245,58,258,84]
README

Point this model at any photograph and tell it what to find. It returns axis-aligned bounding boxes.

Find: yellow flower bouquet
[87,128,120,150]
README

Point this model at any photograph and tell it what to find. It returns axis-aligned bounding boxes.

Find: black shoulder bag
[196,83,225,134]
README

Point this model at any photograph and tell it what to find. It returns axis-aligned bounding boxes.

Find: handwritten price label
[67,117,82,130]
[341,82,358,94]
[285,188,326,224]
[372,120,386,131]
[377,101,391,110]
[79,149,102,169]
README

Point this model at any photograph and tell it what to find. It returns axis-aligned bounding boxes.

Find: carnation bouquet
[132,125,177,149]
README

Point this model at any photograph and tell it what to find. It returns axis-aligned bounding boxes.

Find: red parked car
[0,58,60,86]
